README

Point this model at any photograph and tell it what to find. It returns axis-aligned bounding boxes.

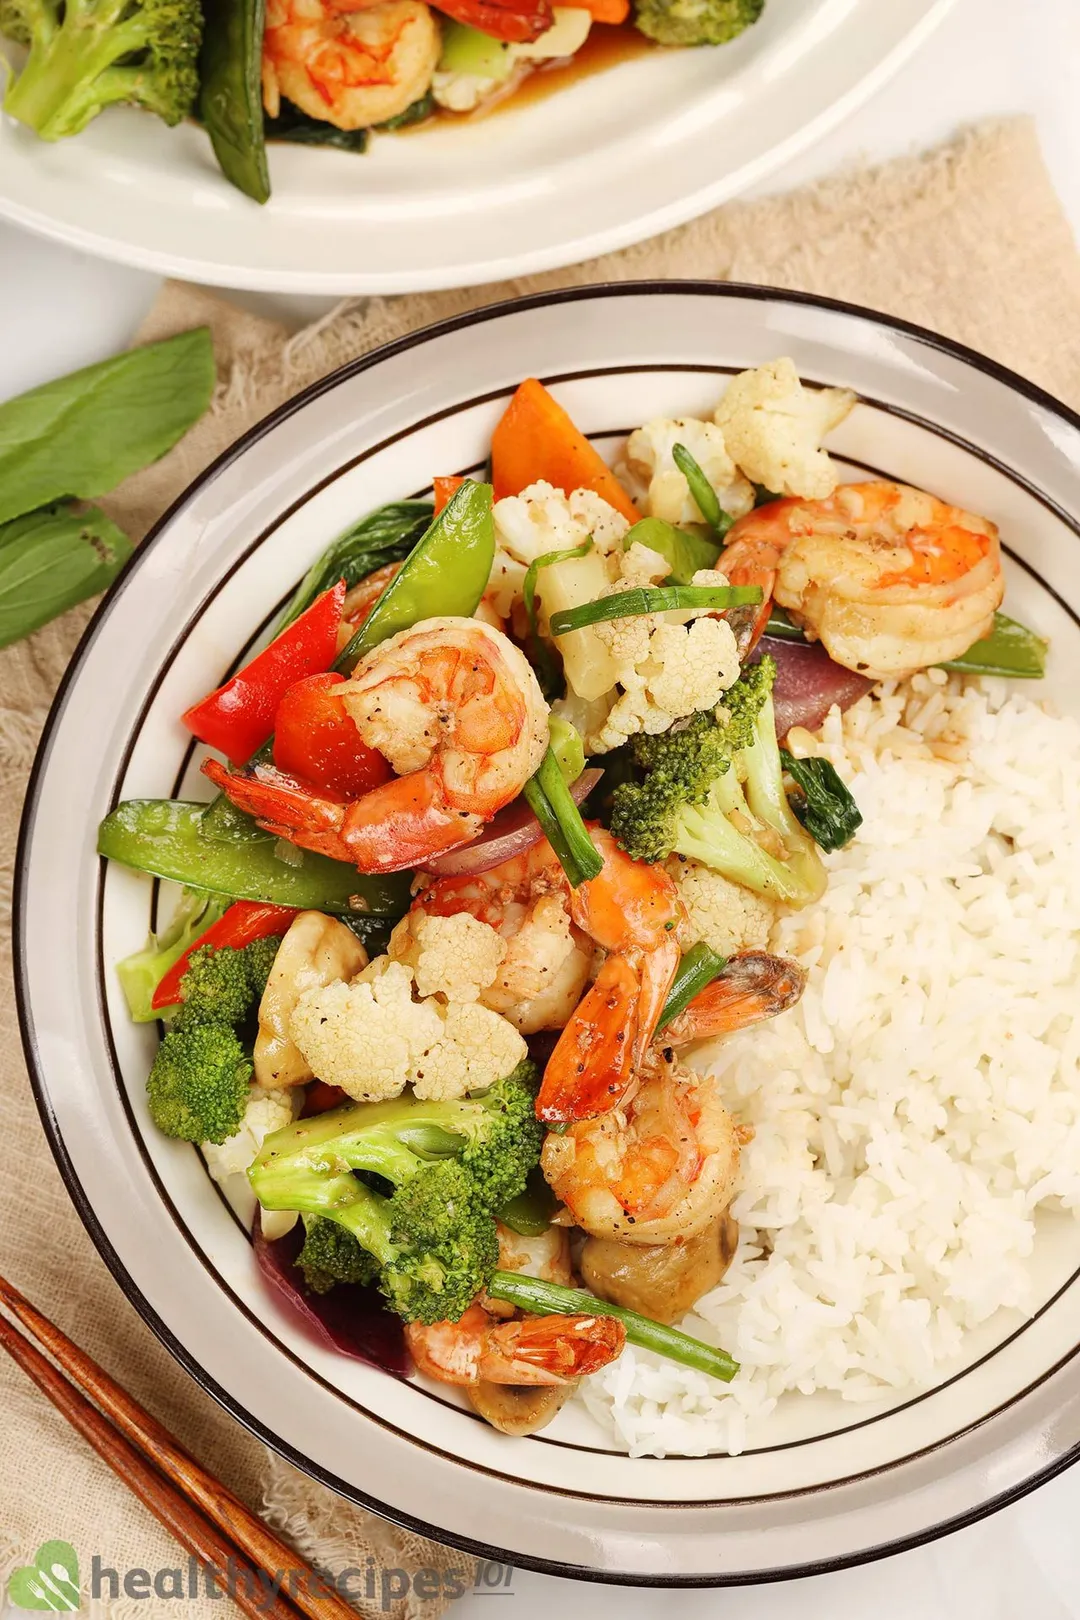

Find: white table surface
[2,0,1080,1612]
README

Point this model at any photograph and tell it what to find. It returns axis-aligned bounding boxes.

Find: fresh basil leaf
[623,516,721,585]
[0,329,215,526]
[0,503,133,647]
[273,499,434,633]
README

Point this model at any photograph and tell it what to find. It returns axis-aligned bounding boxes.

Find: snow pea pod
[199,0,270,204]
[98,800,410,916]
[336,479,495,671]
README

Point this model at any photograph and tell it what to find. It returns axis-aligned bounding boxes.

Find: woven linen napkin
[2,116,1079,1620]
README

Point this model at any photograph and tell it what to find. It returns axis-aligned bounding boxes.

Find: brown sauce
[394,21,655,133]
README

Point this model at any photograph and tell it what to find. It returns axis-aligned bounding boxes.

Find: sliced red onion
[253,1210,408,1376]
[757,636,873,739]
[427,768,603,877]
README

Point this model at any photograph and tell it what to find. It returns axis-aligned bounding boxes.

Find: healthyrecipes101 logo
[2,1541,514,1613]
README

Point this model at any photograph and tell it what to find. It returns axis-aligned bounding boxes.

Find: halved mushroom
[578,1209,740,1325]
[254,911,367,1089]
[465,1380,575,1436]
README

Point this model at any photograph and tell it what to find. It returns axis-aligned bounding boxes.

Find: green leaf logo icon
[7,1541,80,1611]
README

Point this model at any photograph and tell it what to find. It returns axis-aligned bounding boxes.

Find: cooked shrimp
[722,479,1004,680]
[403,830,683,1112]
[482,1222,572,1320]
[541,1055,744,1245]
[398,841,594,1034]
[662,951,807,1048]
[204,618,549,874]
[262,0,440,130]
[406,1303,625,1386]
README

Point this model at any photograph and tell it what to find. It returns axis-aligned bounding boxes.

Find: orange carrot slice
[491,378,641,523]
[433,475,465,514]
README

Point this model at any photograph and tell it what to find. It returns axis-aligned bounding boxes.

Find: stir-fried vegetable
[182,582,346,765]
[198,0,268,202]
[97,799,410,914]
[486,1271,739,1381]
[671,442,732,539]
[549,582,760,636]
[656,942,728,1033]
[150,899,298,1012]
[336,479,495,670]
[491,378,641,522]
[117,889,228,1023]
[622,516,721,585]
[523,537,592,695]
[523,724,603,887]
[274,499,433,634]
[940,611,1048,679]
[780,750,863,852]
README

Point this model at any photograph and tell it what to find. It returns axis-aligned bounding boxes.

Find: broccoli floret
[296,1216,379,1295]
[117,890,228,1024]
[171,937,278,1032]
[2,0,201,141]
[248,1061,542,1324]
[146,1025,252,1145]
[610,658,827,906]
[633,0,763,47]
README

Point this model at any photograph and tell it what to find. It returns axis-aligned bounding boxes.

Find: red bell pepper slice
[151,901,298,1011]
[182,581,347,766]
[273,672,392,800]
[429,0,552,42]
[433,475,465,515]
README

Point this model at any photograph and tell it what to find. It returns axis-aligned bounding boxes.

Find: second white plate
[0,0,952,293]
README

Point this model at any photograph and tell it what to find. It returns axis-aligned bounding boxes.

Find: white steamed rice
[578,670,1080,1457]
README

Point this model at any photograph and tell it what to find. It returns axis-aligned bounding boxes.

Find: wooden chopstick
[0,1274,358,1620]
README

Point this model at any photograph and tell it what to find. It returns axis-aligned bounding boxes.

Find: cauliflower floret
[289,957,526,1104]
[202,1083,297,1182]
[586,557,741,752]
[493,480,629,565]
[666,856,777,958]
[714,358,855,500]
[620,416,754,526]
[388,911,506,1003]
[432,70,500,113]
[412,1002,526,1100]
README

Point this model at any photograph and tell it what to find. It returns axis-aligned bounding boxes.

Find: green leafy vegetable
[273,500,433,634]
[264,99,369,152]
[0,504,132,648]
[522,538,591,695]
[656,942,727,1033]
[780,750,862,852]
[496,1166,559,1237]
[486,1271,739,1381]
[549,583,760,636]
[378,91,432,130]
[2,0,201,139]
[0,330,215,527]
[199,0,270,202]
[763,606,805,642]
[623,516,721,584]
[939,612,1048,679]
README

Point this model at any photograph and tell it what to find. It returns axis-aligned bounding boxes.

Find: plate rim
[15,280,1080,1585]
[0,0,956,294]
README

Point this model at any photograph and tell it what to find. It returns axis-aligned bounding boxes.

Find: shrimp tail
[479,1313,626,1383]
[537,937,679,1123]
[663,950,807,1047]
[202,760,355,863]
[340,770,485,873]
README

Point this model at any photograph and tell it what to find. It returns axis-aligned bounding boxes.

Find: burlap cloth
[3,116,1080,1618]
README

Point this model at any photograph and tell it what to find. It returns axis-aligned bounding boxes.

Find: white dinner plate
[17,284,1080,1581]
[0,0,952,293]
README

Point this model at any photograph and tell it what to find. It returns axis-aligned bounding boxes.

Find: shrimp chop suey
[101,360,1078,1456]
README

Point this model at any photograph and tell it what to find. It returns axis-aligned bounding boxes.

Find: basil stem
[487,1270,739,1382]
[549,584,761,637]
[656,942,728,1033]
